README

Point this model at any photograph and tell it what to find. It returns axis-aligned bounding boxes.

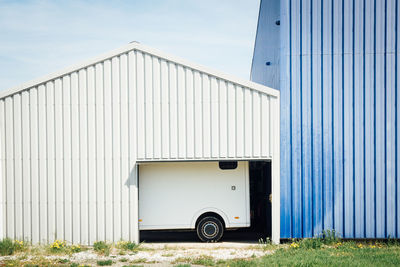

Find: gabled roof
[0,42,279,99]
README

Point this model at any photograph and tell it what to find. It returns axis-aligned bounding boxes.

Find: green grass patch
[220,242,400,267]
[93,241,111,256]
[174,264,192,267]
[0,238,16,255]
[0,238,28,255]
[192,255,215,266]
[57,258,70,263]
[97,259,113,266]
[70,263,90,267]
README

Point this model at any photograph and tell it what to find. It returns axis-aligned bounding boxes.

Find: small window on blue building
[219,161,238,170]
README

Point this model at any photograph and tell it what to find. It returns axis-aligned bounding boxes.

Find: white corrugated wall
[0,43,279,244]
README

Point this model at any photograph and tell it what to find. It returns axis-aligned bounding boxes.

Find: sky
[0,0,260,91]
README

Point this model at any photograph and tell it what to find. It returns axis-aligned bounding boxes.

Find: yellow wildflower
[290,242,300,248]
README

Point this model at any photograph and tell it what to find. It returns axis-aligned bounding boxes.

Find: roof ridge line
[0,42,279,99]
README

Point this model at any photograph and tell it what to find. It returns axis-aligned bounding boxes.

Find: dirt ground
[0,241,273,266]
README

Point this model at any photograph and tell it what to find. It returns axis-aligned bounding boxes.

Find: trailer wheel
[196,216,224,242]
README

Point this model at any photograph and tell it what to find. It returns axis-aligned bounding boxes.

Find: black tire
[196,216,224,242]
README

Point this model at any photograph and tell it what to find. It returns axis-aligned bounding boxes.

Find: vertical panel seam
[331,0,335,233]
[78,73,82,243]
[299,0,304,237]
[310,0,314,236]
[52,83,56,241]
[363,0,367,237]
[12,97,16,239]
[21,92,24,239]
[342,0,346,238]
[119,56,123,240]
[352,0,356,237]
[176,63,180,159]
[111,59,115,242]
[103,61,107,241]
[289,0,294,238]
[384,0,388,238]
[127,55,131,241]
[38,86,41,242]
[45,85,49,243]
[321,0,325,232]
[62,80,66,241]
[153,58,155,159]
[373,0,377,238]
[94,65,98,242]
[395,0,398,238]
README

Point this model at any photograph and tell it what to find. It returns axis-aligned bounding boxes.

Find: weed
[174,264,191,267]
[192,255,215,266]
[97,259,113,266]
[14,240,27,251]
[57,258,70,263]
[70,264,90,267]
[117,240,139,251]
[122,265,144,267]
[0,238,16,255]
[388,237,400,246]
[93,241,111,256]
[119,258,128,262]
[258,237,275,251]
[319,229,341,245]
[130,258,147,263]
[299,238,323,249]
[216,259,227,265]
[49,240,67,253]
[69,244,82,253]
[162,252,174,257]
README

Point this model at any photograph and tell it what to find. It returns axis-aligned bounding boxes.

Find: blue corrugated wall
[252,0,400,238]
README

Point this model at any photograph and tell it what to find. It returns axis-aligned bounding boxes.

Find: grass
[0,238,17,255]
[57,258,70,263]
[116,241,139,251]
[220,241,400,267]
[191,255,215,266]
[161,252,175,257]
[0,235,399,266]
[93,241,111,256]
[97,259,113,266]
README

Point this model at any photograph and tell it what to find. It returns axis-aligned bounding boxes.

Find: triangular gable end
[0,42,279,99]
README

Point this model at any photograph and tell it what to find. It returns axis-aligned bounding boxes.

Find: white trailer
[138,161,250,242]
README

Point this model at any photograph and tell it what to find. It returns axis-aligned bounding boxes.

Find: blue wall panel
[252,0,400,238]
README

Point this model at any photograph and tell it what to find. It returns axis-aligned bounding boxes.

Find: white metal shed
[0,42,280,244]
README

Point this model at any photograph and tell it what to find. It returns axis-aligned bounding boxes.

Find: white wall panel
[0,43,279,244]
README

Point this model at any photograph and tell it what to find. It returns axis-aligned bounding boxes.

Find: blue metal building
[251,0,399,238]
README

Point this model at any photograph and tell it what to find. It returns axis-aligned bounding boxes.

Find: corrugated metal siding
[252,0,399,238]
[251,0,281,89]
[0,46,278,244]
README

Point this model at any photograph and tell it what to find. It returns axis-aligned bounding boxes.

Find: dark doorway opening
[139,160,272,243]
[248,161,272,238]
[215,160,272,242]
